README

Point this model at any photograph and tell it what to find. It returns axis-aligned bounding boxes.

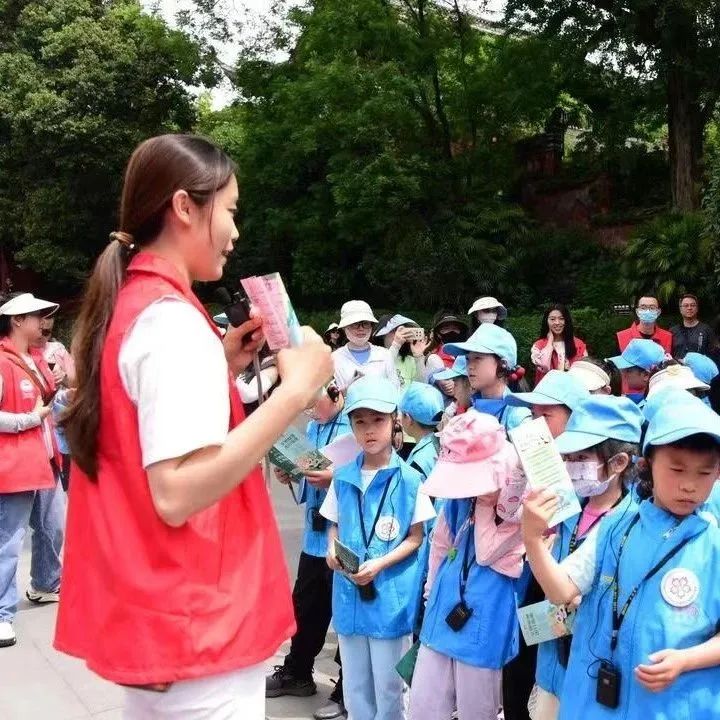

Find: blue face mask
[637,309,660,324]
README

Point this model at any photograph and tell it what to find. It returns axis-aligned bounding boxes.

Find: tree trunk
[666,59,702,211]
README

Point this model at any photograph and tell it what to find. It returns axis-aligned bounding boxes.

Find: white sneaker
[0,621,16,648]
[26,586,60,604]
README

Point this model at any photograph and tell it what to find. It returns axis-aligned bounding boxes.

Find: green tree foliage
[620,212,713,305]
[506,0,720,211]
[0,0,215,287]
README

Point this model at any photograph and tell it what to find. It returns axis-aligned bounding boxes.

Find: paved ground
[0,480,340,720]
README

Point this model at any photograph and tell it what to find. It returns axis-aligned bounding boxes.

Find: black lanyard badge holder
[311,418,341,533]
[596,514,692,709]
[355,479,392,602]
[446,505,476,632]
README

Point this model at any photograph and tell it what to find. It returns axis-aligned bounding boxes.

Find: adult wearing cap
[374,314,428,390]
[323,323,344,351]
[0,293,65,648]
[424,311,469,395]
[332,301,399,392]
[467,296,508,330]
[608,338,667,404]
[444,323,531,432]
[530,304,587,387]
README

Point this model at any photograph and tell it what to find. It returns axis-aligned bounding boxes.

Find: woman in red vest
[530,303,587,386]
[54,134,333,719]
[0,292,65,649]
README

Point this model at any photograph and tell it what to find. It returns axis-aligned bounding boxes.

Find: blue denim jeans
[0,483,65,621]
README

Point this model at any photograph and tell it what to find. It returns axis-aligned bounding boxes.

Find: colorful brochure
[508,417,581,527]
[517,599,575,646]
[240,272,303,351]
[268,427,331,482]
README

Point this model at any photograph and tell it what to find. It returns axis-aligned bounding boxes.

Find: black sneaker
[265,665,317,698]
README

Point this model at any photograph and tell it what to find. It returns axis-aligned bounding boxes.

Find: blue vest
[332,452,424,639]
[536,494,634,696]
[420,498,519,668]
[559,500,720,720]
[406,433,439,481]
[472,387,531,433]
[299,413,352,557]
[700,483,720,525]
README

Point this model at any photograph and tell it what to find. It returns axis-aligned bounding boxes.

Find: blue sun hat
[399,382,445,427]
[374,314,419,337]
[608,339,667,371]
[444,323,517,367]
[684,353,719,385]
[345,376,400,415]
[643,391,720,453]
[555,395,643,455]
[434,355,469,381]
[507,370,589,411]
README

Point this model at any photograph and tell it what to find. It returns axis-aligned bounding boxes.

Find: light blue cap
[399,382,445,426]
[213,312,229,326]
[642,386,698,425]
[374,314,419,337]
[434,355,469,381]
[643,392,720,453]
[608,339,666,371]
[444,323,518,367]
[684,353,719,385]
[507,370,589,411]
[555,395,643,454]
[345,376,400,415]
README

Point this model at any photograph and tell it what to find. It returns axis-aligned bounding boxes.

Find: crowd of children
[266,295,720,720]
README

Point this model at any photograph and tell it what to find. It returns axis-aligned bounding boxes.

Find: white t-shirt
[320,469,437,527]
[119,297,230,469]
[560,529,599,596]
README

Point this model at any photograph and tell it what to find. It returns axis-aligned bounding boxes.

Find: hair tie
[109,230,136,251]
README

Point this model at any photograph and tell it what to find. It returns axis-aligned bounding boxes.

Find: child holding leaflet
[321,377,436,720]
[267,386,351,713]
[523,393,720,720]
[528,395,643,720]
[409,410,527,720]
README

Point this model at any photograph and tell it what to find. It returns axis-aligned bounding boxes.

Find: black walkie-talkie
[216,287,252,328]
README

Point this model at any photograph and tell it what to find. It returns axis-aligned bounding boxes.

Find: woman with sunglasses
[0,292,65,649]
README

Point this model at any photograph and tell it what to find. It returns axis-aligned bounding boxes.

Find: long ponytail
[64,134,235,477]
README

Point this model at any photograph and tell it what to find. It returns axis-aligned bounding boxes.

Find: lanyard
[568,495,624,554]
[356,472,395,557]
[610,513,692,651]
[316,414,341,450]
[457,499,477,602]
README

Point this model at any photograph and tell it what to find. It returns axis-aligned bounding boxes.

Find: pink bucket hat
[422,410,521,503]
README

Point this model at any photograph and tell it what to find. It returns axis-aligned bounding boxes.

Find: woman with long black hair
[530,304,587,387]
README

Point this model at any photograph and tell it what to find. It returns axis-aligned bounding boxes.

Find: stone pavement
[0,481,340,720]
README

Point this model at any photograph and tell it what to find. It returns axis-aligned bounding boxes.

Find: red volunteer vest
[532,336,587,386]
[0,339,57,493]
[54,252,295,685]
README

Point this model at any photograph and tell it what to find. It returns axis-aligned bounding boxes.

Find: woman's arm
[351,523,424,586]
[0,379,50,433]
[147,330,333,527]
[530,340,554,371]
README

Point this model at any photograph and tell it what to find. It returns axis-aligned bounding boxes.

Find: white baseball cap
[0,293,58,317]
[338,300,378,329]
[467,296,508,320]
[647,364,709,398]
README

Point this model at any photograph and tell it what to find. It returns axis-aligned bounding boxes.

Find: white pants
[338,633,411,720]
[408,645,501,720]
[122,664,265,720]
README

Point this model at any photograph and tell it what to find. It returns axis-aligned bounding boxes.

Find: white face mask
[565,460,613,498]
[478,311,498,324]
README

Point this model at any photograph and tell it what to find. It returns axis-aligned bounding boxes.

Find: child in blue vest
[528,395,643,720]
[523,392,720,720]
[321,376,436,720]
[409,409,527,720]
[266,385,352,714]
[444,323,531,432]
[608,338,667,404]
[399,382,445,481]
